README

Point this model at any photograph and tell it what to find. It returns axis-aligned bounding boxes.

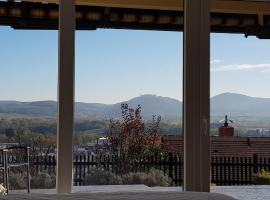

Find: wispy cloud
[210,59,221,65]
[260,68,270,73]
[211,60,270,72]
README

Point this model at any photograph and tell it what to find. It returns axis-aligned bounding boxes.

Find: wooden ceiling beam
[23,0,270,14]
[211,0,270,15]
[23,0,182,11]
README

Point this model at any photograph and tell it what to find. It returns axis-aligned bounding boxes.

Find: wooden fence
[211,154,270,185]
[30,154,270,186]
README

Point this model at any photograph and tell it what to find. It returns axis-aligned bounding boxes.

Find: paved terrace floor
[6,185,270,200]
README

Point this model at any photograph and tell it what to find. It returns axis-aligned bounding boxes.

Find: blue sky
[1,26,270,104]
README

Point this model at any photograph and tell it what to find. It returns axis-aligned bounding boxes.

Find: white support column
[183,0,210,192]
[57,0,75,194]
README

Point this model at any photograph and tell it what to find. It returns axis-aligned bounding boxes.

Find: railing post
[211,156,214,185]
[168,152,173,181]
[253,154,258,174]
[36,156,39,176]
[27,147,30,193]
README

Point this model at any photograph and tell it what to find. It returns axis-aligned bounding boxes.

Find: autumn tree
[107,104,164,173]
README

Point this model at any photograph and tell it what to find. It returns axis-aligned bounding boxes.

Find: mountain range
[1,93,270,120]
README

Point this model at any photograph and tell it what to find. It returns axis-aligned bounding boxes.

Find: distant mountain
[1,93,270,119]
[211,93,270,115]
[0,101,57,117]
[0,95,182,119]
[103,95,182,120]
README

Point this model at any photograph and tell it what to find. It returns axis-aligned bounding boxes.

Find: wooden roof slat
[22,0,270,14]
[1,1,270,38]
[23,0,183,11]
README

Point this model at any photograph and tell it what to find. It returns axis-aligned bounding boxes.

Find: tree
[107,104,163,173]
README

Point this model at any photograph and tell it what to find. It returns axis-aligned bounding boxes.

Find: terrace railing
[211,154,270,185]
[30,153,270,186]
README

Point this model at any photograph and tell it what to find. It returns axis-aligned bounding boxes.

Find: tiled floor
[8,185,270,200]
[211,185,270,200]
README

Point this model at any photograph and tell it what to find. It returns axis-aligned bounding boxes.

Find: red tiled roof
[162,135,270,157]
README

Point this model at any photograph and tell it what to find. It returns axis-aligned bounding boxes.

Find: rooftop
[163,135,270,157]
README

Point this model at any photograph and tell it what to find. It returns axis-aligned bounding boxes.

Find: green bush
[8,171,56,189]
[31,172,56,189]
[122,168,171,187]
[83,168,170,186]
[83,168,123,185]
[8,171,27,190]
[253,170,270,185]
[211,183,217,187]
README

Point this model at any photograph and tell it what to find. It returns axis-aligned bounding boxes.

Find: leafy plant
[83,168,123,185]
[107,104,164,173]
[122,168,171,187]
[253,170,270,185]
[8,171,27,190]
[8,170,56,189]
[83,167,171,186]
[31,171,56,189]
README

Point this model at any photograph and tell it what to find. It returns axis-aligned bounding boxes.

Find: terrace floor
[8,185,270,200]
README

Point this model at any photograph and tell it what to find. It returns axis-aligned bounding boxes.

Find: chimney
[219,115,234,137]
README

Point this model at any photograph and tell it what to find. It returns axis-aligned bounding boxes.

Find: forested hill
[1,93,270,120]
[0,95,181,120]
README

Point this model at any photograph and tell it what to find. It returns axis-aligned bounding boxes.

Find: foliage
[30,133,56,156]
[8,170,56,190]
[122,168,171,187]
[82,167,171,186]
[0,118,107,138]
[159,122,182,135]
[74,120,107,132]
[31,171,56,189]
[107,104,164,173]
[211,183,217,187]
[253,170,270,185]
[8,171,27,190]
[0,117,179,152]
[83,168,123,185]
[0,118,110,156]
[73,133,100,146]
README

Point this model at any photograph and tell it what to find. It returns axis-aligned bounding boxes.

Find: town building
[162,135,270,157]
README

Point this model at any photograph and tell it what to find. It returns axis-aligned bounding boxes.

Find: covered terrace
[0,0,269,196]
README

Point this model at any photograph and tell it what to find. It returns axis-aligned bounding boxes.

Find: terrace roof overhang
[1,0,270,38]
[1,0,268,195]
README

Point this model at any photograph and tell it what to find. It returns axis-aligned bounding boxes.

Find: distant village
[1,115,270,158]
